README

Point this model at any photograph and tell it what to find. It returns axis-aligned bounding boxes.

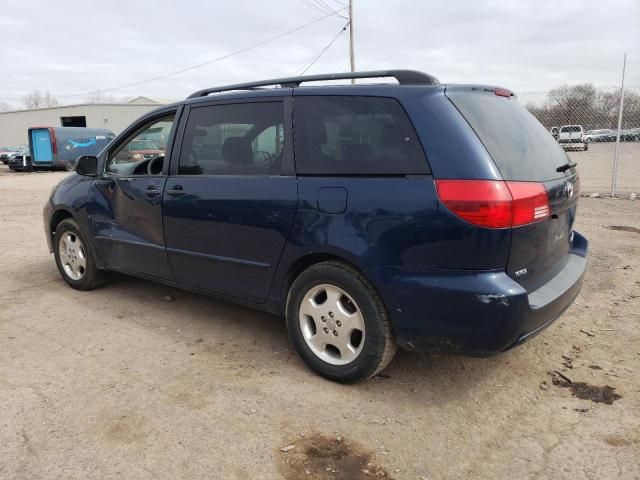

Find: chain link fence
[520,83,640,197]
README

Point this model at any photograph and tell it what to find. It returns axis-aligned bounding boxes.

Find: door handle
[166,185,185,197]
[145,184,160,197]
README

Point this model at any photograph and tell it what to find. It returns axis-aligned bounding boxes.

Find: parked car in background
[620,128,640,142]
[5,145,29,166]
[558,125,587,151]
[583,129,614,143]
[7,149,32,171]
[43,70,587,383]
[29,127,115,170]
[110,138,164,165]
[550,126,559,140]
[0,146,21,164]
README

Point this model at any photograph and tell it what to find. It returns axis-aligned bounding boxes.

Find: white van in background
[558,125,587,151]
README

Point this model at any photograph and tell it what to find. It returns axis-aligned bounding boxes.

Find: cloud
[0,0,637,108]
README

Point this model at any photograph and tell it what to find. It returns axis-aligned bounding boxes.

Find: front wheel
[53,218,110,290]
[286,261,397,383]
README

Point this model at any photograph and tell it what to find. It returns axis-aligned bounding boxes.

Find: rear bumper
[372,231,588,355]
[559,140,585,148]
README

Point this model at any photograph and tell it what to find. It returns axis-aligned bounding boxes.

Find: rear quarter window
[446,89,570,182]
[294,96,429,175]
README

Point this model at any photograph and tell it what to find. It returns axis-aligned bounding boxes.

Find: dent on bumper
[372,231,588,355]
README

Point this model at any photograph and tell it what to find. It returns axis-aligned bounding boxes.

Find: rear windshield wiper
[556,161,577,173]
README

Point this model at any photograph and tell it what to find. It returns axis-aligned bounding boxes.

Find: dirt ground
[0,167,638,480]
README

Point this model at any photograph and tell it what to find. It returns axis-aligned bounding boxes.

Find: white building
[0,98,175,146]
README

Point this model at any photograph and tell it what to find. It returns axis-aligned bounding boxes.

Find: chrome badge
[514,268,528,278]
[565,182,574,199]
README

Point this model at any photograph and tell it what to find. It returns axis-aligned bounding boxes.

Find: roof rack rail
[186,69,439,99]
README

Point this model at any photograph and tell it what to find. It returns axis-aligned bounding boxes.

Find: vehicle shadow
[85,273,505,402]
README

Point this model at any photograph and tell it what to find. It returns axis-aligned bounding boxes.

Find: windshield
[129,140,160,151]
[560,126,582,132]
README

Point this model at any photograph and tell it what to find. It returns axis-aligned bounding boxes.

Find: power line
[315,0,337,13]
[294,22,349,76]
[300,0,328,14]
[299,0,348,19]
[49,7,346,100]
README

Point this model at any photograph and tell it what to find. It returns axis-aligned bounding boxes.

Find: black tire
[64,161,76,172]
[286,261,397,383]
[53,218,110,290]
[584,142,589,151]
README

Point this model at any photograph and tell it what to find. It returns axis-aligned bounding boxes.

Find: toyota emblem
[565,182,574,199]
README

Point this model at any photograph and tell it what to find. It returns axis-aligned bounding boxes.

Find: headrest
[222,137,252,166]
[191,128,208,138]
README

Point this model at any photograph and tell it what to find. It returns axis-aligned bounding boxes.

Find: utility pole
[348,0,355,83]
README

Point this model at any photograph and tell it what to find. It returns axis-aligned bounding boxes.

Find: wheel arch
[50,208,75,239]
[49,207,105,269]
[277,251,386,318]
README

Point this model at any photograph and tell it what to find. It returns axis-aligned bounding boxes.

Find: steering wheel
[147,155,164,175]
[253,150,272,166]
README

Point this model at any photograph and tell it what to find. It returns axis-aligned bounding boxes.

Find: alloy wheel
[58,232,87,281]
[298,284,366,365]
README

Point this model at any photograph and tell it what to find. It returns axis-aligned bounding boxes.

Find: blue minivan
[43,71,587,382]
[29,126,115,170]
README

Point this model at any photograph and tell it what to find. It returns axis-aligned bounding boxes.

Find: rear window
[446,89,570,181]
[560,126,582,132]
[294,96,429,175]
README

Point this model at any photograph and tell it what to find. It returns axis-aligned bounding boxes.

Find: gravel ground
[0,166,639,480]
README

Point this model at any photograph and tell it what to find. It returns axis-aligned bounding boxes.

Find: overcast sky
[1,0,638,107]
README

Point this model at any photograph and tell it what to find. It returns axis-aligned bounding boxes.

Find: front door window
[106,116,174,176]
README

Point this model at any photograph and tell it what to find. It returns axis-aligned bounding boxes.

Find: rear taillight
[506,181,550,225]
[435,180,549,229]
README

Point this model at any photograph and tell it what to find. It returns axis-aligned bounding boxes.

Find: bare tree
[22,89,59,109]
[527,84,640,130]
[595,89,640,129]
[547,84,597,126]
[0,101,12,112]
[85,90,116,104]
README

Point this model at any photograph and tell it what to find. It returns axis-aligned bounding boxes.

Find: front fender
[49,174,104,267]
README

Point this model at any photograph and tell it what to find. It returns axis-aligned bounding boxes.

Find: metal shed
[0,101,172,146]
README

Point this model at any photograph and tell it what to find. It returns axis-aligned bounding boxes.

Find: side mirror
[75,155,98,176]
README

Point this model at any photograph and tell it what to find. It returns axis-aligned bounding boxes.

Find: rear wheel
[286,261,396,383]
[53,218,110,290]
